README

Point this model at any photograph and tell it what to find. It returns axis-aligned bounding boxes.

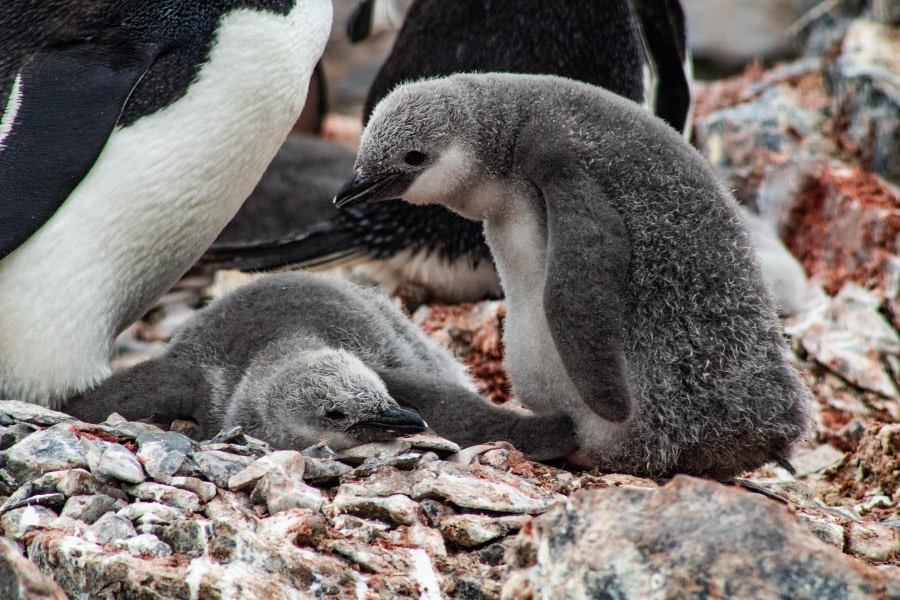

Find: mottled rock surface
[503,477,900,599]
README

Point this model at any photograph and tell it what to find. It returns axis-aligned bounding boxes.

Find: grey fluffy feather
[65,272,575,456]
[337,73,813,478]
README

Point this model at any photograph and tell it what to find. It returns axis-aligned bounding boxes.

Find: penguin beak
[334,170,411,208]
[356,406,428,434]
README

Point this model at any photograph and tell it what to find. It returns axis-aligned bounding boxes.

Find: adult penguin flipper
[347,0,377,43]
[0,41,156,258]
[632,0,691,132]
[542,178,634,424]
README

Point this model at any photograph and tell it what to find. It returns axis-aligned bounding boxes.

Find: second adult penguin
[335,73,813,479]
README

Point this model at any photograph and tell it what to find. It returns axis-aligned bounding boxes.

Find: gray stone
[99,420,164,440]
[156,519,211,557]
[440,514,530,548]
[59,494,118,524]
[337,440,412,465]
[412,462,563,514]
[420,499,455,527]
[447,442,516,465]
[301,442,338,459]
[0,469,18,496]
[192,450,255,488]
[502,476,900,599]
[352,452,422,476]
[5,424,89,481]
[400,434,460,454]
[136,431,194,481]
[168,476,217,502]
[114,533,173,559]
[0,400,76,427]
[825,20,900,184]
[117,501,187,526]
[331,488,422,526]
[0,423,38,450]
[1,493,65,513]
[249,471,324,515]
[125,482,202,513]
[1,505,57,539]
[847,522,900,562]
[797,513,846,548]
[227,450,305,492]
[85,512,137,544]
[303,456,352,484]
[86,441,145,484]
[0,535,67,599]
[406,522,447,558]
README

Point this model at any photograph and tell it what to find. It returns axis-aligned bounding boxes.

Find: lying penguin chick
[65,272,576,456]
[0,0,331,406]
[335,73,813,479]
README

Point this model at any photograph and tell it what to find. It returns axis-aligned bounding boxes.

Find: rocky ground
[2,8,899,600]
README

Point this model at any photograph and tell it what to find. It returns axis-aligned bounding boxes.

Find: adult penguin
[0,0,332,406]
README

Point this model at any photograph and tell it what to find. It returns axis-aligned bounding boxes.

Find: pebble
[118,502,187,526]
[86,441,146,484]
[1,492,65,512]
[439,514,530,548]
[60,494,119,524]
[125,482,202,513]
[85,512,137,544]
[114,533,173,559]
[0,401,76,427]
[411,462,563,514]
[228,451,305,492]
[5,424,88,481]
[156,520,211,557]
[447,442,516,466]
[136,432,194,481]
[100,421,164,440]
[331,489,422,526]
[1,505,57,539]
[168,476,217,502]
[301,443,338,459]
[796,513,846,549]
[399,434,460,454]
[0,535,67,599]
[192,451,255,488]
[846,522,900,562]
[352,453,422,476]
[336,440,412,465]
[249,472,324,515]
[0,423,38,450]
[303,456,352,484]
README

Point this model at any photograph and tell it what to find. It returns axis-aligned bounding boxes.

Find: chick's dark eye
[325,410,345,420]
[403,150,427,166]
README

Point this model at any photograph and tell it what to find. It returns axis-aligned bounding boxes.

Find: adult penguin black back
[0,0,331,405]
[199,0,691,302]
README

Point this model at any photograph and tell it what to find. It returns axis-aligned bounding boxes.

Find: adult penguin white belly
[0,0,332,406]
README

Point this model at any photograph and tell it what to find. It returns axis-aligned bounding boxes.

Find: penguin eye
[403,150,427,166]
[325,410,346,420]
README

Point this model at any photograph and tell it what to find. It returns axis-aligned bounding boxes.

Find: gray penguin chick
[335,73,813,478]
[66,272,575,456]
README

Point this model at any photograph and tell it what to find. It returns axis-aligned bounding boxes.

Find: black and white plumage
[66,272,576,456]
[202,0,690,303]
[335,74,812,478]
[0,0,331,405]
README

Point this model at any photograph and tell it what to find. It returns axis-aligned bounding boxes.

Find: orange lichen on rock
[417,301,512,404]
[784,163,900,296]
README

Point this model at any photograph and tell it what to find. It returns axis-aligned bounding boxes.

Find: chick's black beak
[357,406,428,434]
[334,170,410,208]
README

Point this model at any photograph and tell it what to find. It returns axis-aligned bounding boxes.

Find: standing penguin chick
[65,272,576,456]
[335,74,813,478]
[0,0,332,406]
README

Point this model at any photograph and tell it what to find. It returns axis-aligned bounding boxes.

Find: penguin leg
[63,356,210,430]
[376,368,577,460]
